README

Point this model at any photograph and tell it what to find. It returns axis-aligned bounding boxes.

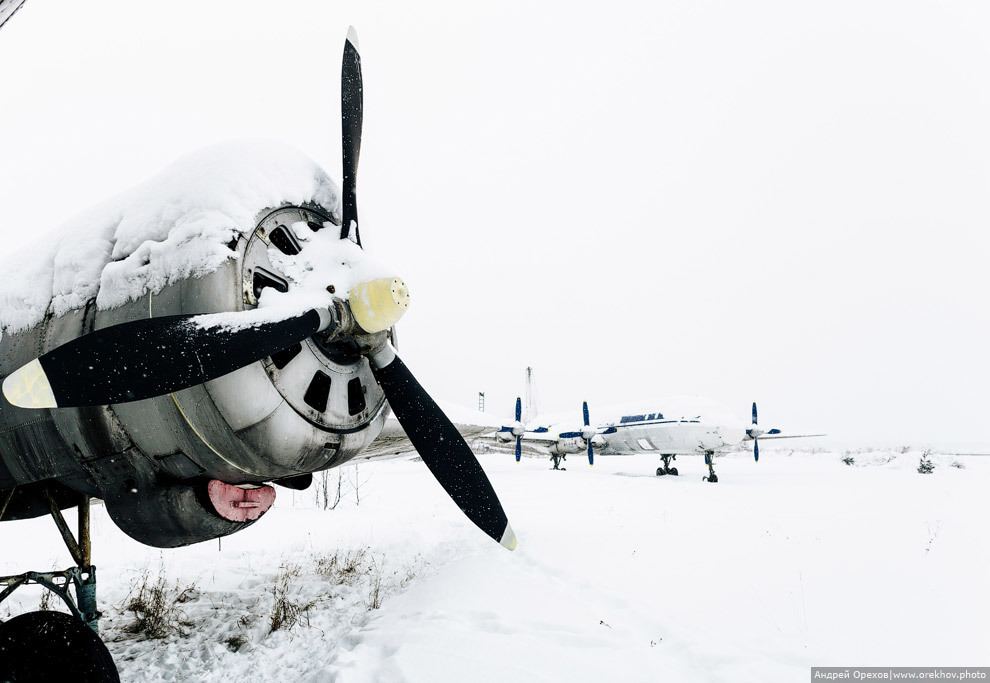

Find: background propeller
[495,397,526,462]
[747,401,763,461]
[559,401,596,466]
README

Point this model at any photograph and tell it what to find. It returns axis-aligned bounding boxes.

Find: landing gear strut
[0,491,119,681]
[551,454,567,471]
[702,451,719,483]
[655,455,678,477]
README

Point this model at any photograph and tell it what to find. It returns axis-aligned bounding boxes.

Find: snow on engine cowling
[0,144,392,548]
[550,436,588,455]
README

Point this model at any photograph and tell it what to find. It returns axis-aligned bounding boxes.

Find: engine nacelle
[549,437,586,456]
[0,204,390,547]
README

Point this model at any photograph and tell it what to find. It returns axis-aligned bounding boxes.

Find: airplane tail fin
[523,366,539,425]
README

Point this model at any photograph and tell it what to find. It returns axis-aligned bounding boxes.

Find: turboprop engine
[0,200,399,547]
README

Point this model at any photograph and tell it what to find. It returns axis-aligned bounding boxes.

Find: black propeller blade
[370,346,516,550]
[2,309,331,409]
[340,25,363,247]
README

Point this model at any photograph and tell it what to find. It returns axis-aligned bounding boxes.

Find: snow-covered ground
[2,447,987,682]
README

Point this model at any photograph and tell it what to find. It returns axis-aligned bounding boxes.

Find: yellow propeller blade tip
[2,359,57,409]
[499,522,517,551]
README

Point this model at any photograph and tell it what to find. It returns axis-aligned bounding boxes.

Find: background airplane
[493,396,823,481]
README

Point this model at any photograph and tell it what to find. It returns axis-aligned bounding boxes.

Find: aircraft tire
[656,468,666,476]
[0,610,119,682]
[668,467,678,476]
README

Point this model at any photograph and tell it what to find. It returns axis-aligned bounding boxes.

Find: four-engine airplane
[0,27,514,681]
[494,396,823,481]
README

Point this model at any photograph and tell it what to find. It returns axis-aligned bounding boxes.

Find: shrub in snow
[314,547,367,583]
[842,456,855,466]
[917,451,935,474]
[123,570,196,639]
[268,563,320,634]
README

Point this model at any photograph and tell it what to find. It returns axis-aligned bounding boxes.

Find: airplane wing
[474,426,568,445]
[745,431,827,440]
[358,402,505,461]
[0,0,28,33]
[517,430,565,443]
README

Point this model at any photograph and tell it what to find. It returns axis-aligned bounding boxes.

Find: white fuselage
[535,398,749,456]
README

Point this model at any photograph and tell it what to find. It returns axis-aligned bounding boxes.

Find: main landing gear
[655,455,678,477]
[702,451,719,483]
[0,491,120,682]
[550,454,567,471]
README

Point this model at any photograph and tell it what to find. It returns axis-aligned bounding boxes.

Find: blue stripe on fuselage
[606,419,700,430]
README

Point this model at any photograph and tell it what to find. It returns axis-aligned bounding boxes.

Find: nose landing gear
[655,454,678,477]
[550,454,567,470]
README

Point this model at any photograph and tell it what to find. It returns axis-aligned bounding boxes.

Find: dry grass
[225,633,248,652]
[123,570,195,640]
[268,563,320,634]
[314,548,367,583]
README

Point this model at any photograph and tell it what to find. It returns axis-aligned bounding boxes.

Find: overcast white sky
[1,1,988,450]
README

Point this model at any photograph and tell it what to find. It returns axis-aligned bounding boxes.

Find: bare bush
[316,469,344,510]
[314,548,367,584]
[268,563,319,634]
[366,555,387,611]
[348,464,371,506]
[123,570,194,640]
[37,588,52,611]
[364,553,422,611]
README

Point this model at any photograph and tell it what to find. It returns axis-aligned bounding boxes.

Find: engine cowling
[549,437,586,456]
[0,204,390,547]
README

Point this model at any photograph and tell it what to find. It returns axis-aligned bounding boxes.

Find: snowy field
[2,447,987,682]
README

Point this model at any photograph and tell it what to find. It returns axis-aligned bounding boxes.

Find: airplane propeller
[495,397,525,462]
[582,401,595,466]
[512,396,523,462]
[747,401,762,461]
[560,400,596,466]
[340,26,362,247]
[1,27,516,552]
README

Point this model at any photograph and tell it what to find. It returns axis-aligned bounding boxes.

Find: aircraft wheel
[0,611,119,682]
[667,467,678,476]
[656,468,666,476]
[707,474,718,483]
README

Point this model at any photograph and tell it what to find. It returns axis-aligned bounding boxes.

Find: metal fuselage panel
[601,421,727,455]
